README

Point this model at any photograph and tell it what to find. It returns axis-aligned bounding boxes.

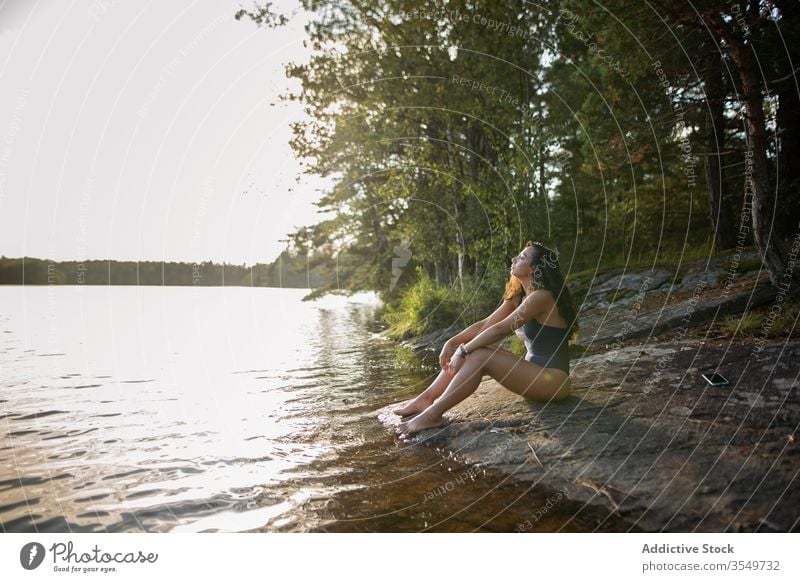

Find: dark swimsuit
[514,318,571,374]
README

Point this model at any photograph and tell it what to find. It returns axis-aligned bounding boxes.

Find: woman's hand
[448,350,466,375]
[439,341,456,372]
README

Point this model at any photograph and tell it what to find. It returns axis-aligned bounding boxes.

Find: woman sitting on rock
[395,241,578,439]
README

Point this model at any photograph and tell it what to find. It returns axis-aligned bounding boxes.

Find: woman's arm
[461,292,546,354]
[446,297,519,348]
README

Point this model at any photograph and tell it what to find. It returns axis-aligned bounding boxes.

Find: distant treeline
[0,250,335,288]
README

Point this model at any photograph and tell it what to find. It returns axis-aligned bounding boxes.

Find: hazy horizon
[0,252,303,267]
[0,0,333,267]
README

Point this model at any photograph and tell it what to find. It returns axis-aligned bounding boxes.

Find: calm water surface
[0,285,637,532]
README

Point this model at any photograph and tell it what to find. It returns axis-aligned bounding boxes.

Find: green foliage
[715,259,764,285]
[233,0,800,318]
[719,312,763,336]
[732,259,764,275]
[391,344,434,373]
[768,299,800,338]
[383,267,500,340]
[507,335,527,357]
[234,2,287,27]
[383,268,460,339]
[717,297,799,339]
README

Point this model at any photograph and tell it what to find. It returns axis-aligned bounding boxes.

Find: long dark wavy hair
[503,240,579,338]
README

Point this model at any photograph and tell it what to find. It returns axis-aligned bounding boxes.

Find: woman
[394,241,578,440]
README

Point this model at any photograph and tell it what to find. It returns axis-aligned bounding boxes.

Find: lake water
[0,285,637,532]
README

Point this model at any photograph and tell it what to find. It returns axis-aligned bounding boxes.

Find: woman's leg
[393,344,515,416]
[396,347,570,438]
[396,351,489,436]
[393,367,453,416]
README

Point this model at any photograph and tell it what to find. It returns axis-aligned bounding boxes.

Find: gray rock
[593,270,672,294]
[569,269,622,290]
[577,284,779,347]
[379,341,800,532]
[678,264,727,291]
[773,377,799,392]
[399,324,459,355]
[673,251,761,292]
[579,270,672,311]
[669,405,693,416]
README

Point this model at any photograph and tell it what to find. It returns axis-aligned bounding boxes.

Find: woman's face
[510,247,533,280]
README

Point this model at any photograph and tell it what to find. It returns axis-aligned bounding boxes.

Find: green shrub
[383,268,500,340]
[718,311,762,336]
[716,259,764,286]
[756,296,799,339]
[383,268,460,339]
[717,296,799,340]
[718,258,763,283]
[508,335,527,357]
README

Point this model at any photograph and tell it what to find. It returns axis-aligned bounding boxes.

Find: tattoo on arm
[510,310,526,329]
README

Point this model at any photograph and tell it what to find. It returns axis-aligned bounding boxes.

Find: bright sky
[0,0,332,266]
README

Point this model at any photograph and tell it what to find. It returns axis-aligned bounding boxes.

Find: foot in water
[396,410,444,439]
[393,397,433,417]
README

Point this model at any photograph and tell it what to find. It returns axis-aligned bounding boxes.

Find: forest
[0,251,332,288]
[237,0,800,323]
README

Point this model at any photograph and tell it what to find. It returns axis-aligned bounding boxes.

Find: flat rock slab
[576,284,779,347]
[398,324,459,354]
[378,340,800,532]
[579,269,673,311]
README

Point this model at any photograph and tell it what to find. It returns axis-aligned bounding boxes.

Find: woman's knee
[471,347,494,360]
[465,348,492,369]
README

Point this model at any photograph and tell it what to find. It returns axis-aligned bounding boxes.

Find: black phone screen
[703,373,729,385]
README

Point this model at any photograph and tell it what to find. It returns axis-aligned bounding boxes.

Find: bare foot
[393,397,433,417]
[396,410,444,439]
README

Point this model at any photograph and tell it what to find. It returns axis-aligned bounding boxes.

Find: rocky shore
[379,252,800,532]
